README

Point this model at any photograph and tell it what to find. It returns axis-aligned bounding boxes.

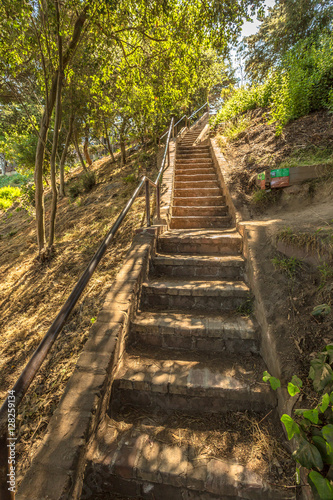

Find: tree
[241,0,333,83]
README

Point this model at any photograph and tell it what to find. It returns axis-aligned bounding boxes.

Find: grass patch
[272,256,303,279]
[221,116,251,142]
[278,146,333,169]
[277,225,333,261]
[0,173,32,188]
[0,186,21,210]
[250,189,280,207]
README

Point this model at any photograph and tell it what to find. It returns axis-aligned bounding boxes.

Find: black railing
[0,102,208,499]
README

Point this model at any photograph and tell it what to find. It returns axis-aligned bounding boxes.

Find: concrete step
[140,277,249,311]
[174,187,222,197]
[174,180,220,189]
[151,252,243,279]
[173,195,225,206]
[175,173,217,182]
[112,349,276,414]
[131,311,258,353]
[170,215,232,229]
[158,229,242,255]
[172,205,228,217]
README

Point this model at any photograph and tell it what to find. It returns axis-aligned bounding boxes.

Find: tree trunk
[83,127,92,165]
[34,8,87,255]
[120,138,126,166]
[59,112,74,197]
[48,13,63,250]
[73,129,87,171]
[103,120,115,162]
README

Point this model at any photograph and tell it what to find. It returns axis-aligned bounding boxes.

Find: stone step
[170,215,231,229]
[173,195,225,206]
[158,229,242,255]
[174,187,222,197]
[175,168,216,176]
[151,252,243,279]
[130,311,258,353]
[175,173,217,182]
[174,180,220,189]
[140,277,249,311]
[112,349,276,414]
[172,205,228,217]
[178,148,210,154]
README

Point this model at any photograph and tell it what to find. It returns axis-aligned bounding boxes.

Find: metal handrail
[189,101,208,120]
[0,100,206,498]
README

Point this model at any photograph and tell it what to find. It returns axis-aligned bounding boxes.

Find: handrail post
[145,178,150,227]
[156,183,161,220]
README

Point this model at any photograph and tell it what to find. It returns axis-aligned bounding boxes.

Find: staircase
[81,123,293,499]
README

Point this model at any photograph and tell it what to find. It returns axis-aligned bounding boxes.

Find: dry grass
[0,146,158,483]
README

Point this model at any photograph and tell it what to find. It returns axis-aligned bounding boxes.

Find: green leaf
[308,471,333,499]
[288,382,301,396]
[313,436,333,465]
[321,394,330,413]
[311,304,331,317]
[322,425,333,453]
[262,370,271,382]
[293,435,324,470]
[262,371,281,390]
[291,375,303,388]
[296,467,301,485]
[295,409,319,424]
[281,414,300,440]
[309,358,333,392]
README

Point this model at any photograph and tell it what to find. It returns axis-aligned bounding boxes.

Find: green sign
[270,168,290,178]
[257,172,265,180]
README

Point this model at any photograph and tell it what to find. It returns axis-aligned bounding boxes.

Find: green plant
[123,173,136,184]
[0,185,21,210]
[272,256,302,278]
[264,345,333,499]
[236,295,253,316]
[81,171,96,192]
[68,182,81,201]
[318,263,333,291]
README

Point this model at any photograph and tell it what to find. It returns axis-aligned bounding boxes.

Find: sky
[232,0,276,85]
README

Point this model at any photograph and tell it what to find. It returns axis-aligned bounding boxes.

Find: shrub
[68,182,81,201]
[0,186,21,210]
[81,171,96,192]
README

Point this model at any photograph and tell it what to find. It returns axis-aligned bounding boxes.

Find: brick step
[175,168,216,176]
[174,180,220,189]
[130,310,258,353]
[176,153,211,159]
[158,229,242,255]
[112,349,275,414]
[173,195,225,206]
[172,205,228,217]
[170,215,232,229]
[150,252,243,279]
[175,173,216,181]
[140,277,249,311]
[176,158,213,164]
[178,148,210,154]
[83,409,292,500]
[174,187,222,197]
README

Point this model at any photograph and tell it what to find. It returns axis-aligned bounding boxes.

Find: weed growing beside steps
[264,344,333,500]
[272,256,303,279]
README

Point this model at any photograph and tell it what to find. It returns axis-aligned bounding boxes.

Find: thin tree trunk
[59,111,74,197]
[48,4,63,250]
[120,138,126,166]
[73,129,87,171]
[103,120,115,162]
[83,127,92,165]
[34,8,87,255]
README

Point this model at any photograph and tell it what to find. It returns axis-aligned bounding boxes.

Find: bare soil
[0,146,158,483]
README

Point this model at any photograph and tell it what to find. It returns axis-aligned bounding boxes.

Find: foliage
[213,31,333,135]
[0,173,31,188]
[0,185,21,210]
[271,256,303,279]
[81,171,96,192]
[240,0,333,83]
[264,345,333,499]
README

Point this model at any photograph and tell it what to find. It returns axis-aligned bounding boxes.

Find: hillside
[213,107,333,387]
[0,146,157,483]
